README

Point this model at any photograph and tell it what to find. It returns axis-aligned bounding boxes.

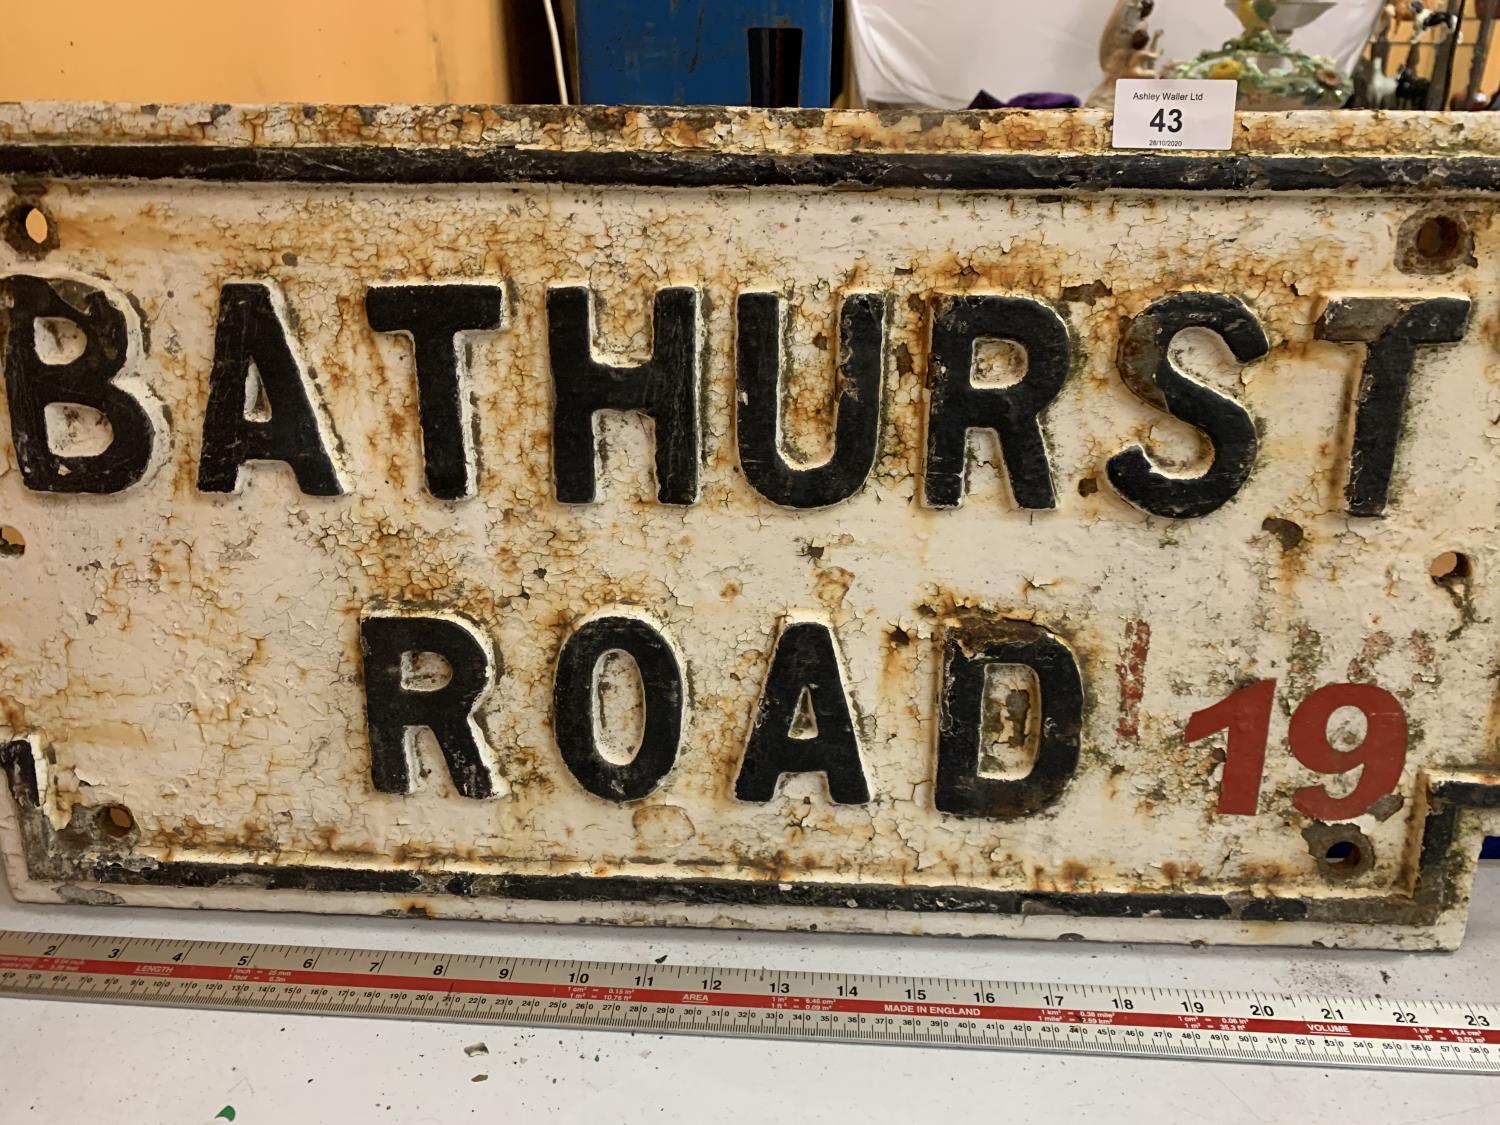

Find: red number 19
[1185,680,1408,820]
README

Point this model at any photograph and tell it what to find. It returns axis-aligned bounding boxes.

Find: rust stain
[813,566,854,611]
[1348,631,1394,682]
[1115,619,1151,741]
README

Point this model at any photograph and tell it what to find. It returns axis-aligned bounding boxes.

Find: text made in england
[0,273,1472,519]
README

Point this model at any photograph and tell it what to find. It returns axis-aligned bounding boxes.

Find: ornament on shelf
[1086,0,1164,108]
[1167,1,1351,110]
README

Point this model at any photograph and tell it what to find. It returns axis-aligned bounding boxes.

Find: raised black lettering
[553,614,683,801]
[1317,295,1471,517]
[736,291,886,508]
[923,294,1070,509]
[1,273,160,492]
[735,619,869,804]
[1106,292,1267,519]
[197,281,345,495]
[359,612,499,799]
[935,618,1083,819]
[365,283,508,500]
[547,286,702,504]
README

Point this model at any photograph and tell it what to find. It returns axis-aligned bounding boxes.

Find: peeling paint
[0,103,1497,947]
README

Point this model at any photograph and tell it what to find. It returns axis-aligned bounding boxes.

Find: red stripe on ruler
[4,953,1498,1046]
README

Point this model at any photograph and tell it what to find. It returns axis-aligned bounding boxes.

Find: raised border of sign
[3,743,1498,929]
[2,142,1500,193]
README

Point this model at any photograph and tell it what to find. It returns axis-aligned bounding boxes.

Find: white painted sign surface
[0,103,1497,948]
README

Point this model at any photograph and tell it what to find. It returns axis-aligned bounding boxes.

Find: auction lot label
[1113,80,1237,151]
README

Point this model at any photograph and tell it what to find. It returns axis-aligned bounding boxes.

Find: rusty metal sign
[1,103,1498,948]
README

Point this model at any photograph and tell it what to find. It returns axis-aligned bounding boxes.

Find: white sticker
[1111,79,1237,152]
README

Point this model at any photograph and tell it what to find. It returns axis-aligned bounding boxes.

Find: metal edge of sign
[4,742,1497,934]
[1,142,1500,193]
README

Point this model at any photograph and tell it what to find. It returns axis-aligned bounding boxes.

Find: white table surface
[1,867,1498,1124]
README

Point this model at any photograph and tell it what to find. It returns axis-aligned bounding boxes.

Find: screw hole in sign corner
[22,206,47,245]
[1305,824,1376,879]
[1414,214,1464,264]
[1324,839,1360,868]
[4,202,51,253]
[96,804,136,839]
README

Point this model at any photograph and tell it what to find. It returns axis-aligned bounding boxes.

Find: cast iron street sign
[0,103,1497,946]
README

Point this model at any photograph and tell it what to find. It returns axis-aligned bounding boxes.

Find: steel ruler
[1,928,1497,1073]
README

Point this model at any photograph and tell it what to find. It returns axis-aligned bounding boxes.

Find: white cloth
[848,0,1385,107]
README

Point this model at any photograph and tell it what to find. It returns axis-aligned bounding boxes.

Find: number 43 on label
[1112,79,1237,152]
[1150,108,1184,134]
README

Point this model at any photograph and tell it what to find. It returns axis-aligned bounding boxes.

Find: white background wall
[849,0,1385,106]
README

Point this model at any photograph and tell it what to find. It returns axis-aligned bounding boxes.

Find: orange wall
[0,0,511,104]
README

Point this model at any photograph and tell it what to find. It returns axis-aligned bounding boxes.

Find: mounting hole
[1429,550,1472,585]
[96,804,136,840]
[22,206,48,245]
[3,201,56,256]
[1415,215,1462,261]
[1398,210,1472,274]
[1323,840,1361,870]
[1304,823,1375,879]
[0,525,23,557]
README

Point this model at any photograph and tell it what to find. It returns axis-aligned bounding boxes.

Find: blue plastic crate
[574,0,834,107]
[1484,836,1499,860]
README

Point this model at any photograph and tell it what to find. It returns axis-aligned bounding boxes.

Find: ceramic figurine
[1351,4,1401,108]
[1167,0,1352,109]
[1086,0,1164,107]
[1370,2,1469,110]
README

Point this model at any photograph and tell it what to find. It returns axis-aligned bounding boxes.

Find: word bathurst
[0,273,1469,814]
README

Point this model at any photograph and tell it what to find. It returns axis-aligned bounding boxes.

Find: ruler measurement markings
[0,929,1495,1073]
